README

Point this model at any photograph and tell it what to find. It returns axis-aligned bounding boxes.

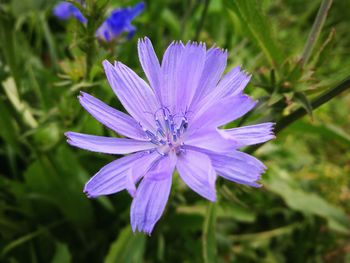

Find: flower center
[140,107,188,156]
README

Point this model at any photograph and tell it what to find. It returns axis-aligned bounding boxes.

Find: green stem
[85,37,95,80]
[246,76,350,154]
[195,0,210,40]
[40,12,58,71]
[202,202,217,263]
[301,0,333,67]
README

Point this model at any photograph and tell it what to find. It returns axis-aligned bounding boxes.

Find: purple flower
[96,2,145,42]
[65,38,275,234]
[53,2,87,24]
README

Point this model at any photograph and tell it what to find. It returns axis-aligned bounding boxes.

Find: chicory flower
[96,2,145,41]
[65,38,275,234]
[53,1,87,24]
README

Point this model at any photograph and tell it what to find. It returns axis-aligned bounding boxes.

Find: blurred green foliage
[0,0,349,262]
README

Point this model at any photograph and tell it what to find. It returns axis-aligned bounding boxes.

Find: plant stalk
[301,0,333,67]
[246,76,350,154]
[195,0,210,40]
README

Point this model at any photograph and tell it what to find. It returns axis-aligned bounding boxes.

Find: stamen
[155,118,166,137]
[141,107,190,154]
[178,118,188,133]
[155,148,166,156]
[145,130,159,145]
[157,128,166,137]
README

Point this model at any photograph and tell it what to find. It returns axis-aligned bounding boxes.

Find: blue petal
[103,60,160,131]
[205,149,266,187]
[65,132,155,154]
[175,42,206,112]
[194,67,251,113]
[78,92,146,140]
[53,2,86,24]
[221,122,275,147]
[176,149,216,201]
[95,2,145,42]
[191,94,257,130]
[190,47,227,110]
[130,156,175,234]
[138,37,161,98]
[160,41,185,110]
[84,151,159,198]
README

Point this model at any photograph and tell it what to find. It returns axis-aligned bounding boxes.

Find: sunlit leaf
[202,202,217,263]
[265,168,350,234]
[51,242,71,263]
[226,0,283,67]
[104,227,146,263]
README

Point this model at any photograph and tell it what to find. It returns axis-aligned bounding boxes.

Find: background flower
[53,1,87,24]
[96,2,145,41]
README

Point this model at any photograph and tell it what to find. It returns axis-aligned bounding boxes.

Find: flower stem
[246,76,350,154]
[195,0,210,41]
[301,0,333,67]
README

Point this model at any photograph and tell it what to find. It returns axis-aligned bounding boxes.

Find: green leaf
[2,77,38,128]
[23,147,94,227]
[294,92,313,118]
[289,120,350,148]
[202,202,217,263]
[177,202,255,223]
[226,0,283,67]
[161,9,181,39]
[51,242,71,263]
[0,96,18,152]
[1,221,62,257]
[265,168,350,234]
[104,226,146,263]
[0,15,21,87]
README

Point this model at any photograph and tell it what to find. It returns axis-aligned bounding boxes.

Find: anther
[157,128,165,137]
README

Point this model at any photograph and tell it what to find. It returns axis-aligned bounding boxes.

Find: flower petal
[175,42,206,112]
[78,92,145,140]
[103,60,159,130]
[65,132,155,154]
[176,149,216,201]
[190,47,227,109]
[53,2,87,24]
[126,152,161,197]
[185,129,236,153]
[138,37,161,97]
[84,152,147,198]
[84,151,159,198]
[194,67,251,112]
[129,2,145,19]
[221,122,275,147]
[203,149,266,187]
[160,41,185,110]
[130,156,176,234]
[215,66,251,99]
[191,94,257,129]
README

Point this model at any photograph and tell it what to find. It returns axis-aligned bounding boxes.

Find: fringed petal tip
[102,59,113,70]
[207,193,217,202]
[138,36,151,45]
[169,40,185,49]
[268,122,277,134]
[251,182,263,188]
[131,223,155,236]
[64,132,73,143]
[83,189,96,199]
[184,41,207,54]
[209,45,228,57]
